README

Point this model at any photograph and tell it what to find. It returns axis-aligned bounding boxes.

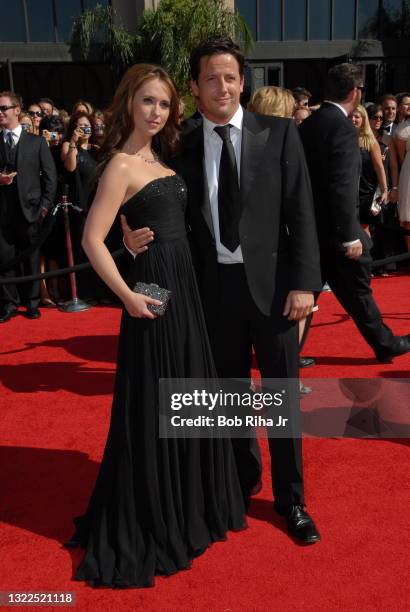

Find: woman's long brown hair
[96,63,180,180]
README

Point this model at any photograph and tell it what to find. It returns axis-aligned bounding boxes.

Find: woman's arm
[61,127,83,171]
[370,142,388,204]
[82,157,161,319]
[61,140,78,172]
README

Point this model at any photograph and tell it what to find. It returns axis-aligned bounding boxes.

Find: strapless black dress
[67,175,247,588]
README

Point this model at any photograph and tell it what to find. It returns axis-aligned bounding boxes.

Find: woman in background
[61,111,100,300]
[350,104,388,235]
[90,110,106,148]
[19,112,34,133]
[71,99,94,116]
[27,103,43,135]
[366,103,400,275]
[247,85,295,118]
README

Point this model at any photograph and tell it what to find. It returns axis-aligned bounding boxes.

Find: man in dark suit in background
[123,37,323,543]
[0,91,57,322]
[299,64,410,362]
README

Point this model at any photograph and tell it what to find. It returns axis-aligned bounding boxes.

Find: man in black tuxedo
[299,64,410,362]
[123,37,322,543]
[0,91,57,322]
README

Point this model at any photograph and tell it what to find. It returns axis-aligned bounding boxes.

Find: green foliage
[70,4,136,67]
[136,0,252,94]
[70,0,253,95]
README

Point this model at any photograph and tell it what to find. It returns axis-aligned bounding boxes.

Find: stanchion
[58,186,91,313]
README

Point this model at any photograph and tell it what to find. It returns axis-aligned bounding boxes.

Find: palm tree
[70,4,136,69]
[70,0,252,96]
[137,0,252,95]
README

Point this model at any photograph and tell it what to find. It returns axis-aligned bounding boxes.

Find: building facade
[0,0,409,109]
[236,0,410,103]
[0,0,159,109]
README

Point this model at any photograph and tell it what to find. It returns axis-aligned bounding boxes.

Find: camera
[81,126,92,135]
[50,132,59,140]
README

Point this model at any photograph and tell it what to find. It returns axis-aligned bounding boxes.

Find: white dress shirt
[202,105,244,264]
[3,124,22,146]
[323,100,348,117]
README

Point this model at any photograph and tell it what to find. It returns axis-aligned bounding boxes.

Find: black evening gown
[67,175,247,588]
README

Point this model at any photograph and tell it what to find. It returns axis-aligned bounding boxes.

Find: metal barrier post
[58,187,91,313]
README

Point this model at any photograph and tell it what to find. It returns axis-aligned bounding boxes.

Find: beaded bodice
[121,175,187,243]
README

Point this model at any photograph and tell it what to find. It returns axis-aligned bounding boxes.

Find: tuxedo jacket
[172,109,322,317]
[299,102,363,251]
[0,130,57,223]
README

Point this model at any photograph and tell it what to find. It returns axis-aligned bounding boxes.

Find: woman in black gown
[65,64,247,587]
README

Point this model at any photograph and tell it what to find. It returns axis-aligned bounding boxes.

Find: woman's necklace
[130,148,159,164]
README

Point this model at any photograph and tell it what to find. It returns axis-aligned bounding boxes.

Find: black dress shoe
[376,335,410,363]
[25,307,41,319]
[299,356,316,368]
[0,305,18,323]
[276,505,321,544]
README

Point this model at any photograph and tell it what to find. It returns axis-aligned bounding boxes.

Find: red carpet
[0,275,409,611]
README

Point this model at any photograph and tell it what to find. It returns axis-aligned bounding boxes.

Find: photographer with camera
[19,112,34,133]
[61,111,100,301]
[41,115,65,148]
[61,111,98,210]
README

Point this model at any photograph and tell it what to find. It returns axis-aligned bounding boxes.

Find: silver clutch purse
[133,282,171,316]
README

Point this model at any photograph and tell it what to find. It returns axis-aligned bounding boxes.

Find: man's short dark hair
[292,86,312,101]
[189,36,245,82]
[38,97,54,108]
[324,63,363,102]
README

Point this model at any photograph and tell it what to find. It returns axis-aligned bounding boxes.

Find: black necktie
[214,124,241,252]
[6,131,15,150]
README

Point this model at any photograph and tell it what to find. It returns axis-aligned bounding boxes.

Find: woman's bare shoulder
[105,152,134,173]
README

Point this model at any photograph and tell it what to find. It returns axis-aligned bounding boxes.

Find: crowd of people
[0,94,115,316]
[1,36,410,589]
[0,74,409,319]
[248,85,410,275]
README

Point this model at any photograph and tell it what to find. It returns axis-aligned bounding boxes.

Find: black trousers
[0,196,41,310]
[321,243,395,357]
[204,263,304,509]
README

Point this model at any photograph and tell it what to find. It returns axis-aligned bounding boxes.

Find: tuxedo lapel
[16,128,28,168]
[0,134,7,170]
[183,123,215,239]
[240,111,270,208]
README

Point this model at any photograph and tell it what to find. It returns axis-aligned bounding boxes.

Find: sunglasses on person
[0,105,17,113]
[28,110,43,118]
[371,115,383,120]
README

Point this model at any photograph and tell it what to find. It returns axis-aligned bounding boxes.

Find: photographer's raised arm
[61,126,83,172]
